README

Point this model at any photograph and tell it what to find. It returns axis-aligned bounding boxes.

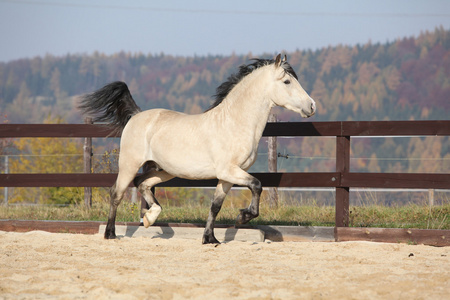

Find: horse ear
[282,54,287,62]
[274,54,282,67]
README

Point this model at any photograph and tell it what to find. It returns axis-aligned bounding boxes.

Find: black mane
[205,58,298,112]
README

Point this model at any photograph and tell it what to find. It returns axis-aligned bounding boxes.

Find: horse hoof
[236,214,244,225]
[104,232,117,239]
[143,214,150,228]
[202,235,221,244]
[143,205,161,228]
[236,209,249,225]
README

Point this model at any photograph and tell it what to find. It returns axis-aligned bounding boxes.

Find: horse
[79,54,316,244]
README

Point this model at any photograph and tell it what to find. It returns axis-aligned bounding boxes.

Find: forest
[0,27,449,204]
[1,27,450,123]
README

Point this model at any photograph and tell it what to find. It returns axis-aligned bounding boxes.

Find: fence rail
[1,121,449,228]
[1,120,449,138]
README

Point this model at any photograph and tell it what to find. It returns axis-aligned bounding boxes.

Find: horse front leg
[236,177,262,225]
[203,181,232,244]
[218,167,262,226]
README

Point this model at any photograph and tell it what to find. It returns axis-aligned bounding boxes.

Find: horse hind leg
[104,168,138,239]
[104,182,127,239]
[140,186,161,228]
[134,165,174,228]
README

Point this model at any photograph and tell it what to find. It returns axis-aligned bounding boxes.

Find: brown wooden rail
[1,121,449,229]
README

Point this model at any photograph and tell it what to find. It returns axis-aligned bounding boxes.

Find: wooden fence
[0,120,449,244]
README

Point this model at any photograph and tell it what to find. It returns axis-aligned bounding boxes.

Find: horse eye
[283,79,291,85]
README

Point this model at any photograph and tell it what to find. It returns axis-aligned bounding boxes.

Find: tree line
[1,27,449,123]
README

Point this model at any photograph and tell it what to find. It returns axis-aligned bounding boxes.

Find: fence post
[3,155,8,206]
[428,189,434,207]
[336,135,350,227]
[267,114,279,207]
[84,118,93,208]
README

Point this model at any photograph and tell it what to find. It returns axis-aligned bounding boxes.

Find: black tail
[78,81,142,134]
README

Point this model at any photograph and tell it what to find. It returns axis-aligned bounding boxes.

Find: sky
[0,0,449,62]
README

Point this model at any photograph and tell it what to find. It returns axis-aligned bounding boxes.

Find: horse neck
[206,68,274,138]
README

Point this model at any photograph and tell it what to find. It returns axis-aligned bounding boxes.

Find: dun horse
[79,54,316,244]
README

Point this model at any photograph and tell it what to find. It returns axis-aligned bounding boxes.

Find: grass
[348,204,449,229]
[1,200,449,230]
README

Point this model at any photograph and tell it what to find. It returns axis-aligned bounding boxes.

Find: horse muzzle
[302,100,316,118]
[310,101,316,116]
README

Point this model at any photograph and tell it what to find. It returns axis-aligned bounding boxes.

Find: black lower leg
[202,200,223,244]
[104,189,120,239]
[104,212,117,239]
[236,178,262,225]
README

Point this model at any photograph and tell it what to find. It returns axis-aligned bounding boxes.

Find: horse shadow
[223,227,238,242]
[120,225,176,239]
[152,226,175,239]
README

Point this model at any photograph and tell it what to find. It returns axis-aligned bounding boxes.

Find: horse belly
[239,150,258,171]
[153,148,217,180]
[149,130,217,180]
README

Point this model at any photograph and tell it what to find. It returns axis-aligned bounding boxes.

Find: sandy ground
[0,230,449,300]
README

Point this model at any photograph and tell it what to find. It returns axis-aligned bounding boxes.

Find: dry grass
[1,198,448,229]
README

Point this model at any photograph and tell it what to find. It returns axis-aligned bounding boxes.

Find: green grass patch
[0,201,448,229]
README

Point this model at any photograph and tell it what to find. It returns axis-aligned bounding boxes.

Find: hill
[1,27,449,124]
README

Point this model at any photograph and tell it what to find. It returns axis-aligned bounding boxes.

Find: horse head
[270,54,316,118]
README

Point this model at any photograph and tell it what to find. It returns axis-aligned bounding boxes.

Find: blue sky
[1,0,449,62]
